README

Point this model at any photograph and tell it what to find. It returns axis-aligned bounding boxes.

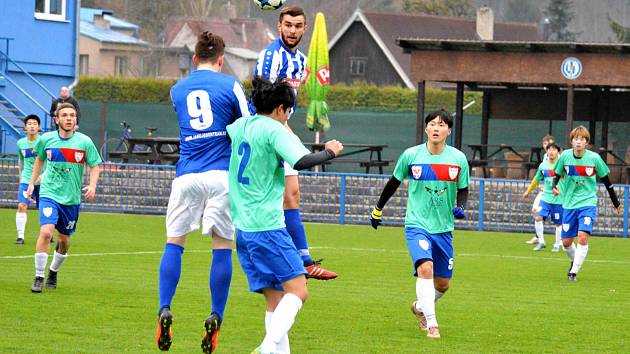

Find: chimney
[94,14,111,30]
[476,6,494,41]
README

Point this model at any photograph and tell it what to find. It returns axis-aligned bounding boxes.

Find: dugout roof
[396,38,630,152]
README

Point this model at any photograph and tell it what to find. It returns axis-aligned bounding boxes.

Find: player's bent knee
[283,275,308,302]
[562,238,574,247]
[17,203,28,213]
[166,236,186,247]
[415,259,433,279]
[434,278,450,293]
[211,234,233,249]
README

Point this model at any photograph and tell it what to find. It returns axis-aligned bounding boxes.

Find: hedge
[75,77,482,115]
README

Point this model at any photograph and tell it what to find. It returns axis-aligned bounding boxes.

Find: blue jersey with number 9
[170,69,251,177]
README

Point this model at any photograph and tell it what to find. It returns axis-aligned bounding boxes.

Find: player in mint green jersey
[228,77,342,354]
[370,110,469,339]
[523,142,565,252]
[552,126,620,281]
[552,125,620,281]
[15,115,41,245]
[26,103,101,293]
[526,134,555,245]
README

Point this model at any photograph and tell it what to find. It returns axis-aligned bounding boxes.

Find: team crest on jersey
[565,166,569,173]
[43,207,53,217]
[22,191,29,199]
[585,167,594,176]
[46,150,52,160]
[22,149,27,157]
[448,167,459,180]
[562,223,570,232]
[583,216,591,225]
[75,152,84,163]
[411,165,422,179]
[418,239,430,251]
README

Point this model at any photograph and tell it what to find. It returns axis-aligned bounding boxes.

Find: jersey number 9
[186,90,214,130]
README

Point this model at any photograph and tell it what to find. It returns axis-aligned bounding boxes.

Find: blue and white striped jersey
[170,69,251,177]
[254,38,307,98]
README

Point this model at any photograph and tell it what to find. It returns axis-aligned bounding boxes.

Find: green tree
[543,0,579,41]
[505,0,541,23]
[402,0,475,17]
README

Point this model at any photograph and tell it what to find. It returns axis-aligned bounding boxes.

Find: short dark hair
[23,114,40,125]
[195,31,225,64]
[542,134,554,143]
[279,5,306,23]
[546,142,561,152]
[424,109,453,128]
[251,76,295,114]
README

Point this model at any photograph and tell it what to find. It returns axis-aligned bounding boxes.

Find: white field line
[2,246,630,265]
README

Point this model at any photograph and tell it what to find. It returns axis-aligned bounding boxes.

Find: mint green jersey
[17,136,40,184]
[227,115,310,232]
[35,131,101,205]
[533,159,564,205]
[554,149,609,209]
[393,144,469,233]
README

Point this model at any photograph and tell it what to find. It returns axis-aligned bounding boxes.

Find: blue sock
[284,209,312,263]
[210,249,233,321]
[158,243,184,313]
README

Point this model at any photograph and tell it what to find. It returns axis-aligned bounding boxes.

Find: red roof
[163,17,274,52]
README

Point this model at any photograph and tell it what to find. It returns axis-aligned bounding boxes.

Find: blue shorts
[18,183,39,206]
[535,200,563,225]
[236,228,306,293]
[38,197,80,236]
[404,227,454,279]
[561,206,596,238]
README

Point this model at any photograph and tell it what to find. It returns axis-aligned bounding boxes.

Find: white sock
[16,212,27,239]
[563,243,576,260]
[435,289,445,303]
[34,252,48,277]
[265,311,290,354]
[554,226,562,246]
[570,244,589,274]
[49,251,68,272]
[534,220,545,244]
[260,293,302,353]
[416,278,438,328]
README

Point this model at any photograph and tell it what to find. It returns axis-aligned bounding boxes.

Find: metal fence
[1,158,628,237]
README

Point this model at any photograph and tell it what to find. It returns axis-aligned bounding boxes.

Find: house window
[79,55,89,75]
[115,56,128,76]
[350,57,367,76]
[35,0,66,21]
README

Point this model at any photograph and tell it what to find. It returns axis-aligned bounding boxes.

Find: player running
[228,77,342,353]
[26,103,101,293]
[15,114,41,245]
[523,142,565,252]
[526,134,555,245]
[254,5,337,280]
[155,32,251,353]
[552,126,620,281]
[370,110,469,339]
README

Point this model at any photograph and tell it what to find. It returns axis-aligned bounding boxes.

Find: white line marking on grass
[2,247,629,265]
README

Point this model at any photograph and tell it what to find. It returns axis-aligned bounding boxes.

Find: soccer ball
[253,0,286,11]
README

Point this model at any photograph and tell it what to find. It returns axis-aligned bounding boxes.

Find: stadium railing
[0,158,628,237]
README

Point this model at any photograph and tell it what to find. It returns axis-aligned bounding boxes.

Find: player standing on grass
[26,103,101,293]
[228,77,342,353]
[523,143,565,252]
[552,126,620,281]
[254,5,337,280]
[526,134,555,245]
[370,110,469,339]
[15,114,41,245]
[155,32,251,353]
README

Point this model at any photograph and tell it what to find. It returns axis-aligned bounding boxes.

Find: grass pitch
[1,208,629,353]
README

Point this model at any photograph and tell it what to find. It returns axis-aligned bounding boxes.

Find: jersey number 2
[186,90,213,130]
[237,142,251,185]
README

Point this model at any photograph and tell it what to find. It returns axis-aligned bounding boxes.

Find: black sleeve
[292,149,335,170]
[376,176,401,210]
[49,98,57,118]
[601,175,621,208]
[456,187,469,209]
[552,174,562,189]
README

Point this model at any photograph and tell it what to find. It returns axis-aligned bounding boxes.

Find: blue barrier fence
[1,158,628,237]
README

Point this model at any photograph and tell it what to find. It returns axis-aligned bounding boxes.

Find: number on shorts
[448,258,454,270]
[186,90,213,130]
[237,142,251,185]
